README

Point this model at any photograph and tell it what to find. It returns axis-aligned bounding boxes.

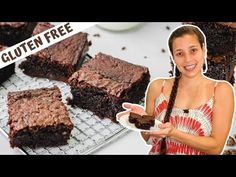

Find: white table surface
[0,22,235,155]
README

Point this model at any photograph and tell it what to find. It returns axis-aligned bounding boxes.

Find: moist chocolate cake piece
[129,112,142,123]
[31,22,54,35]
[0,22,37,46]
[19,23,91,82]
[185,22,236,56]
[7,86,73,148]
[0,45,15,84]
[68,52,150,121]
[204,54,236,85]
[134,116,155,130]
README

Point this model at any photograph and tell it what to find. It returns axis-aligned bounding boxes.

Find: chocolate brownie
[19,22,91,82]
[186,22,236,56]
[129,112,142,123]
[68,52,150,121]
[0,45,15,84]
[0,22,37,46]
[128,113,155,130]
[204,54,236,85]
[135,117,155,130]
[31,22,54,36]
[7,86,73,148]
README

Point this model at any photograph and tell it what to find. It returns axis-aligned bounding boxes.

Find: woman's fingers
[122,102,133,110]
[122,102,146,115]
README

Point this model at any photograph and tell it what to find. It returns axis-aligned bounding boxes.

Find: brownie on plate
[19,22,91,82]
[128,112,155,130]
[68,52,150,121]
[7,86,73,148]
[0,22,37,46]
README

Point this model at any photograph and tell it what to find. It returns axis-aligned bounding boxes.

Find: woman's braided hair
[159,25,206,155]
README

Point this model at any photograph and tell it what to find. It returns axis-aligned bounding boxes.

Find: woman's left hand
[145,122,175,138]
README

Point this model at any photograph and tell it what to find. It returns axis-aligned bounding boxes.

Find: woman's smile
[183,63,197,72]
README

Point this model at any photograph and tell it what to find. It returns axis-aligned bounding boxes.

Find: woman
[117,25,235,155]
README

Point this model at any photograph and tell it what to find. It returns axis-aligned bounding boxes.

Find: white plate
[117,114,162,132]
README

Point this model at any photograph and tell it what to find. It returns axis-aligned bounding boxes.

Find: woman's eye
[176,52,182,56]
[191,48,198,53]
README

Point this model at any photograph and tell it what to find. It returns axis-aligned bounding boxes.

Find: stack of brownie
[68,52,150,121]
[0,45,15,84]
[0,22,37,46]
[19,22,91,82]
[7,86,73,148]
[187,22,236,85]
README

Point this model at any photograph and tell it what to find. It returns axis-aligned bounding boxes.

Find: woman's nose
[184,53,192,62]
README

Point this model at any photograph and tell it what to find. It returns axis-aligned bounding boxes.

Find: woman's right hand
[116,102,146,120]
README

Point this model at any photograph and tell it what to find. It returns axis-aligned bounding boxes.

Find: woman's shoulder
[214,80,234,100]
[148,77,174,89]
[215,80,234,93]
[204,77,233,92]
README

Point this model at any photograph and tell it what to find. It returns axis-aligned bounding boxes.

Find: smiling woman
[117,24,235,155]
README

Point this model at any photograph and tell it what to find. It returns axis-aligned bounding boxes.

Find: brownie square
[19,22,91,82]
[68,52,150,121]
[0,45,15,84]
[7,86,73,148]
[31,22,54,36]
[185,22,236,56]
[0,22,37,46]
[128,113,155,130]
[204,54,236,85]
[129,112,142,123]
[134,116,155,130]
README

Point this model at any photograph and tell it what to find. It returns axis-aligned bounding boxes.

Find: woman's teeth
[184,64,196,71]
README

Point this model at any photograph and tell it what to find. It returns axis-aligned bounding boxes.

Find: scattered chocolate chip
[93,33,101,37]
[161,48,166,53]
[144,56,147,59]
[223,149,236,155]
[121,47,126,51]
[166,26,170,30]
[227,136,235,146]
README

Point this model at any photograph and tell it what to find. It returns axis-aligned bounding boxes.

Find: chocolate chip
[161,48,166,53]
[93,33,101,37]
[121,47,126,51]
[166,26,170,30]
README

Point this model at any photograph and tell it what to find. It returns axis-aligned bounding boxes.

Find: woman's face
[172,34,206,78]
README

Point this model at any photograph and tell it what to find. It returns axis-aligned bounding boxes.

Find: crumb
[144,56,147,59]
[161,48,166,53]
[166,26,170,30]
[121,47,126,51]
[227,136,235,146]
[93,33,101,37]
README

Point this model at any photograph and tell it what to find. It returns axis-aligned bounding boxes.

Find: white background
[0,22,235,154]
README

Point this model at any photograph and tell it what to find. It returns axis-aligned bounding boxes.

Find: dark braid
[160,67,180,155]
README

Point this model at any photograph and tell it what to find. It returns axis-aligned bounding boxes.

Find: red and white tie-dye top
[147,79,217,155]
